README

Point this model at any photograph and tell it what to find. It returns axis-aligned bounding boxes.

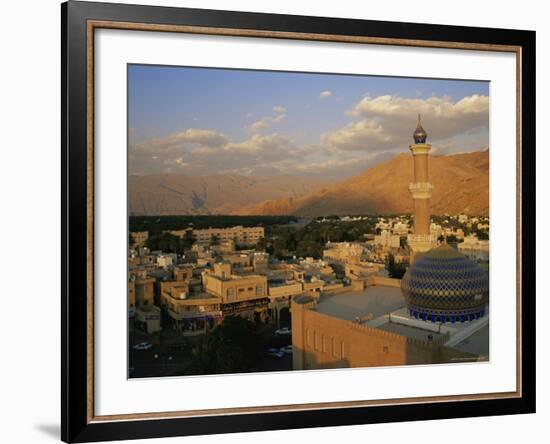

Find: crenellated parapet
[349,318,450,347]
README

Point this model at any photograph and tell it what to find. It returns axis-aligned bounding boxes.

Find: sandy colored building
[292,283,487,370]
[252,252,269,274]
[344,262,380,290]
[323,242,365,264]
[130,231,149,247]
[135,305,161,334]
[133,277,155,307]
[171,226,264,245]
[160,280,222,335]
[458,234,490,262]
[374,230,401,248]
[221,253,251,270]
[202,262,269,322]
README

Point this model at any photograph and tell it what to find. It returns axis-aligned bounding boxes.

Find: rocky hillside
[129,151,489,217]
[236,150,489,217]
[128,174,329,215]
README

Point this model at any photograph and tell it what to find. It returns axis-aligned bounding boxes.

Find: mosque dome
[413,114,428,144]
[401,244,489,323]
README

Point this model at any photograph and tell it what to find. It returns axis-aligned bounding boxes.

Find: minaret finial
[413,114,427,143]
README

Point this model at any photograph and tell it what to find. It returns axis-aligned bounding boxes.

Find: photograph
[127,65,490,378]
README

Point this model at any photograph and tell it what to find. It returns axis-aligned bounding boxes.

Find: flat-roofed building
[172,226,264,245]
[299,257,335,281]
[156,254,175,268]
[202,262,269,322]
[172,265,193,281]
[345,262,380,291]
[392,222,410,236]
[323,242,365,264]
[292,283,488,370]
[221,253,251,270]
[374,230,401,248]
[458,234,490,262]
[252,252,269,274]
[135,305,161,334]
[160,280,222,336]
[131,231,149,247]
[133,277,155,307]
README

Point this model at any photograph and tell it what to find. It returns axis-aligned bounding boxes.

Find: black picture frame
[62,1,536,442]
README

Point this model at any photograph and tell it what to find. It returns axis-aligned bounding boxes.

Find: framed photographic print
[61,1,536,442]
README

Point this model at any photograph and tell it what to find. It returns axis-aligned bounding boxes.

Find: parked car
[280,345,293,355]
[265,348,284,359]
[275,327,291,336]
[133,342,153,350]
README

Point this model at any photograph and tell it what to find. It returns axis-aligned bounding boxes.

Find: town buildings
[127,118,489,374]
[323,242,365,264]
[130,230,149,247]
[171,225,264,245]
[374,230,401,248]
[458,234,490,262]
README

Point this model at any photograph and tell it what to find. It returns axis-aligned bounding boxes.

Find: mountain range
[129,150,489,217]
[128,174,329,216]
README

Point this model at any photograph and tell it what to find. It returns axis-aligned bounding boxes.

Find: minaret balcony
[409,143,432,155]
[407,233,438,253]
[408,182,434,199]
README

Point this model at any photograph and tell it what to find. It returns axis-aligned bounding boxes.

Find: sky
[128,65,489,181]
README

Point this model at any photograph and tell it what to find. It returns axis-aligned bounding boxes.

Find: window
[306,329,311,348]
[341,341,346,359]
[313,331,318,351]
[332,337,338,357]
[322,335,327,353]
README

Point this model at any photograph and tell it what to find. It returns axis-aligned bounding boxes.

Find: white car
[280,345,293,355]
[133,342,153,350]
[275,327,291,336]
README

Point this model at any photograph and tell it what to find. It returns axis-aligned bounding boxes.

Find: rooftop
[314,289,489,356]
[185,292,220,301]
[315,286,405,321]
[377,322,446,342]
[452,323,489,358]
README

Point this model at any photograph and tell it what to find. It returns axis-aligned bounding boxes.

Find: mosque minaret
[407,115,438,260]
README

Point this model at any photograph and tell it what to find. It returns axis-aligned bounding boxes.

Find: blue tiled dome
[401,244,488,323]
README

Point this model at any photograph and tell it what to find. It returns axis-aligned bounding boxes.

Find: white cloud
[272,113,286,123]
[321,119,393,152]
[325,94,489,152]
[130,128,303,177]
[352,94,488,120]
[130,94,488,181]
[320,90,332,99]
[248,107,287,133]
[248,118,271,134]
[148,128,229,150]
